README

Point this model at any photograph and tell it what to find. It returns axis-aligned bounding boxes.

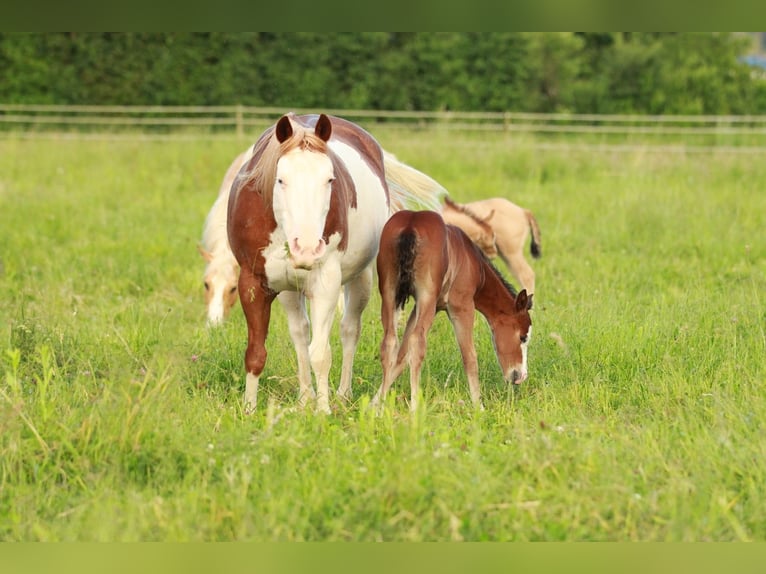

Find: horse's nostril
[510,370,523,385]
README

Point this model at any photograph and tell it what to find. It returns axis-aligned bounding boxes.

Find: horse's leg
[308,271,342,414]
[277,291,314,408]
[239,272,274,414]
[447,305,483,410]
[337,266,373,402]
[372,285,406,408]
[500,251,535,295]
[404,296,438,412]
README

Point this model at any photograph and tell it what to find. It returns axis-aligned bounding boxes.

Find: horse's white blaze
[207,285,227,326]
[273,149,334,269]
[519,325,532,382]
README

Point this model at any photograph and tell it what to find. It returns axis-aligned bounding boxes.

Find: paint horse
[372,210,533,412]
[199,145,255,326]
[227,113,445,414]
[441,196,542,295]
[201,148,445,326]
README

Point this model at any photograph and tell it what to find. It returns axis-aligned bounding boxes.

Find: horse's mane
[444,196,494,237]
[473,241,519,298]
[238,116,331,205]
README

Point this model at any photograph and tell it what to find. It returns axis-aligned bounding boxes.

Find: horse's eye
[328,177,335,185]
[229,286,237,294]
[204,282,210,291]
[277,178,284,185]
[520,334,528,344]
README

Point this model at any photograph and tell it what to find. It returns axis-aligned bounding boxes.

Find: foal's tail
[383,150,448,213]
[395,231,418,310]
[525,209,542,259]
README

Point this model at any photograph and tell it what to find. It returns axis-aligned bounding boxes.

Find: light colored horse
[373,210,533,412]
[227,113,446,414]
[200,145,446,326]
[441,196,542,295]
[198,145,255,326]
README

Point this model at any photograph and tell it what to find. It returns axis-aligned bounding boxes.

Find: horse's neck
[443,207,485,241]
[473,258,514,317]
[202,191,233,257]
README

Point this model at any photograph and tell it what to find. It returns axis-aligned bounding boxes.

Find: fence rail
[3,105,766,148]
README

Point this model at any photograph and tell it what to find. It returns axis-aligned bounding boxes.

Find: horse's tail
[395,230,418,310]
[383,150,448,213]
[525,209,542,259]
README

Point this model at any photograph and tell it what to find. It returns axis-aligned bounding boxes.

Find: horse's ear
[484,209,496,223]
[315,114,332,142]
[515,289,530,312]
[275,115,293,143]
[197,244,213,262]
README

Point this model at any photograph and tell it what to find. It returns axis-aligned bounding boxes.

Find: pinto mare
[201,147,446,327]
[198,145,255,326]
[372,210,533,412]
[227,113,446,414]
[441,196,542,295]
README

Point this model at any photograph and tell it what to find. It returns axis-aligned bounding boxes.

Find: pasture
[0,130,764,541]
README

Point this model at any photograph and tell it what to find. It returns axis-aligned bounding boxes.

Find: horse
[441,196,541,295]
[201,145,446,327]
[227,113,446,414]
[372,209,533,412]
[198,145,255,326]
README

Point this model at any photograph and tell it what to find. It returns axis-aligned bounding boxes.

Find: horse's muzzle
[289,237,327,269]
[509,369,527,385]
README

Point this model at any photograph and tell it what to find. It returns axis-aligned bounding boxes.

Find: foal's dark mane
[472,239,519,298]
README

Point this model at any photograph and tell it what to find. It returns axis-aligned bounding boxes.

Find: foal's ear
[315,114,333,142]
[197,244,213,262]
[515,289,532,312]
[275,115,294,143]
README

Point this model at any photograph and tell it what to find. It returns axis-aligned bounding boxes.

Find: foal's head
[198,245,239,326]
[490,288,533,385]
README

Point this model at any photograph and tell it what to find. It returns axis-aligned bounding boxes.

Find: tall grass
[0,131,764,541]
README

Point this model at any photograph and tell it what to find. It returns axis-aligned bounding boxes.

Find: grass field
[0,129,764,541]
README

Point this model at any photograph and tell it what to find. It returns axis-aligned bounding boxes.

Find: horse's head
[199,245,240,327]
[273,113,335,270]
[490,289,533,385]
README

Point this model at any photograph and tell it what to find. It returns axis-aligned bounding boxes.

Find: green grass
[0,131,764,541]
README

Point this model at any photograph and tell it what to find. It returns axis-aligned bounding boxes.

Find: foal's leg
[239,272,275,414]
[372,277,404,408]
[447,305,483,409]
[405,296,438,412]
[497,239,535,295]
[337,266,373,402]
[277,291,314,408]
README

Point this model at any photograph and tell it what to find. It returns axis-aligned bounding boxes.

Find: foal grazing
[199,145,255,326]
[441,196,541,295]
[373,210,533,411]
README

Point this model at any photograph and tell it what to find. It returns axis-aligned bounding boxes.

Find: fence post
[503,111,511,132]
[235,105,244,138]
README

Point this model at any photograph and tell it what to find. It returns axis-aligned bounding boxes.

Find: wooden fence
[3,104,766,151]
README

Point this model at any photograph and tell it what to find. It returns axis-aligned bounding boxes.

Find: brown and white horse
[201,147,445,327]
[441,196,541,295]
[372,210,533,412]
[227,113,445,414]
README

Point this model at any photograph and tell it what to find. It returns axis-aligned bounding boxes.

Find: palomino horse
[198,145,255,326]
[201,147,446,326]
[441,196,541,295]
[372,210,533,412]
[227,113,445,414]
